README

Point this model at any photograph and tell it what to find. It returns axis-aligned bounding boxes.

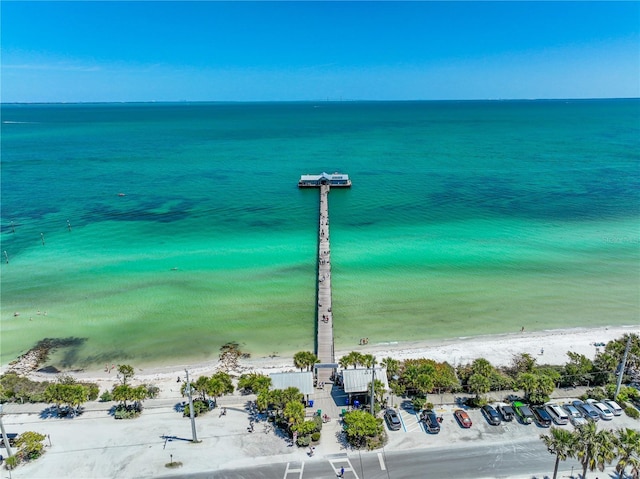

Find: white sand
[2,324,638,479]
[9,325,636,397]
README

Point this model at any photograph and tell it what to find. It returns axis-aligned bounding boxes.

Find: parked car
[481,405,501,425]
[454,409,472,428]
[587,400,614,421]
[512,401,534,424]
[604,399,623,416]
[545,403,569,425]
[0,433,17,447]
[384,408,402,431]
[421,410,441,434]
[532,406,553,427]
[573,400,600,422]
[497,404,515,422]
[563,404,588,427]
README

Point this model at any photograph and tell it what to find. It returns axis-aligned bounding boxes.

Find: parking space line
[377,452,386,470]
[399,409,423,433]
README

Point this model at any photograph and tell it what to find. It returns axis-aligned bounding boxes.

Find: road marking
[377,452,386,470]
[328,457,359,479]
[283,461,304,479]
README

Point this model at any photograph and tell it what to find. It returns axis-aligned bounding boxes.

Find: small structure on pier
[298,172,351,188]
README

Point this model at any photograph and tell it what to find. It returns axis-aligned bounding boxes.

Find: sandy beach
[6,324,636,398]
[2,324,638,479]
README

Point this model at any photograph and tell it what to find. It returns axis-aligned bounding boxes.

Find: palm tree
[541,427,576,479]
[594,428,617,476]
[381,357,400,379]
[338,355,351,370]
[304,352,320,371]
[339,351,363,369]
[194,375,211,401]
[361,354,376,369]
[470,358,494,378]
[467,373,491,400]
[575,421,617,478]
[615,428,640,479]
[283,401,305,427]
[207,372,234,407]
[293,351,310,371]
[575,421,598,478]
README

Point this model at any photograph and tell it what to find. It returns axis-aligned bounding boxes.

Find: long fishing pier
[316,184,334,384]
[299,172,351,385]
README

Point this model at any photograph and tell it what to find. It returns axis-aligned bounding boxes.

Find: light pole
[185,370,199,443]
[614,336,632,400]
[0,405,13,458]
[370,357,376,416]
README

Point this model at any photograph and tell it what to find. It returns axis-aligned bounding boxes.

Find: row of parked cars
[384,397,624,433]
[486,398,623,428]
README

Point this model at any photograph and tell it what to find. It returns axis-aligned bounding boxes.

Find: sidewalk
[0,384,591,415]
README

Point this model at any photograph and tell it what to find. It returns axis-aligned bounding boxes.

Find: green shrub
[608,385,640,403]
[4,455,19,469]
[365,431,387,450]
[624,406,639,419]
[144,384,160,399]
[114,407,137,419]
[528,392,550,405]
[183,400,209,417]
[312,415,323,432]
[114,404,141,419]
[465,396,487,408]
[311,432,321,442]
[411,397,426,411]
[581,387,606,401]
[84,383,100,401]
[99,390,113,402]
[0,373,50,403]
[296,435,311,447]
[15,431,46,460]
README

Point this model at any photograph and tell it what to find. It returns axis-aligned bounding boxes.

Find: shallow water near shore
[1,100,639,370]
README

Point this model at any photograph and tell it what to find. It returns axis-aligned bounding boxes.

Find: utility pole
[370,357,376,416]
[614,336,633,400]
[185,369,198,443]
[0,405,13,458]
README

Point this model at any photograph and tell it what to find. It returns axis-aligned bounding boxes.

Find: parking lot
[383,395,639,452]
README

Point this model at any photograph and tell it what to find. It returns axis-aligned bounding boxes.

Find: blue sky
[2,1,639,102]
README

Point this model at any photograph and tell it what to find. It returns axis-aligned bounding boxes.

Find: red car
[454,409,472,428]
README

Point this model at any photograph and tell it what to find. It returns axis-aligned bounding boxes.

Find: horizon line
[2,97,639,106]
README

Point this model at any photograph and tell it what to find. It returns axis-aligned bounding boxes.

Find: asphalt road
[162,438,588,479]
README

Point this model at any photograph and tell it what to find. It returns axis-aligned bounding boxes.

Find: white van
[545,403,569,425]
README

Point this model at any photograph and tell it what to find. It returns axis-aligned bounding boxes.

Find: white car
[604,399,623,416]
[545,403,569,425]
[587,400,614,421]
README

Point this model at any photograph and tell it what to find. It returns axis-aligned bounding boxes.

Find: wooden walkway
[315,184,334,385]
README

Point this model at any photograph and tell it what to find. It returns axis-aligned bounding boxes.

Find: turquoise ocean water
[1,100,639,370]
